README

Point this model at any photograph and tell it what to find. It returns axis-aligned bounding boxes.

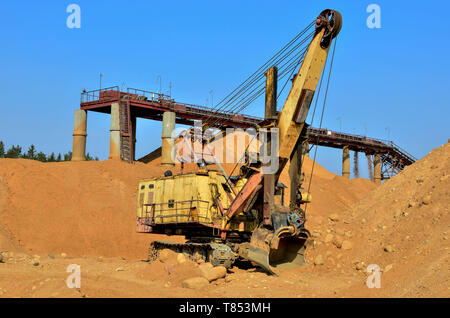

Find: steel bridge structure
[78,86,416,180]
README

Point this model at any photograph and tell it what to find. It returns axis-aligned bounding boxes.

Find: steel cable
[207,33,314,127]
[203,22,315,126]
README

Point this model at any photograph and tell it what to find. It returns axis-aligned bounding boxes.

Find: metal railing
[80,86,261,124]
[79,86,415,163]
[307,127,417,163]
[81,86,120,103]
[308,127,389,145]
[143,199,211,224]
[126,87,173,103]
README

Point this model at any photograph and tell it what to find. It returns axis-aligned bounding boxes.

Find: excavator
[136,9,342,274]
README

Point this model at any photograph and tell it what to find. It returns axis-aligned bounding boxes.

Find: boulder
[182,277,210,289]
[384,264,393,273]
[355,262,364,270]
[333,235,343,248]
[324,234,334,243]
[213,266,227,280]
[422,195,432,205]
[314,255,324,266]
[341,240,352,250]
[329,213,340,222]
[199,263,227,282]
[159,249,177,263]
[177,253,187,264]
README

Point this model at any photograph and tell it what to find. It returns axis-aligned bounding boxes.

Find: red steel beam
[80,87,415,169]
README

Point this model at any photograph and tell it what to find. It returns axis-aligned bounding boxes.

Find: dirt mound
[305,141,450,297]
[0,159,185,259]
[1,140,447,298]
[0,177,21,252]
[0,150,375,261]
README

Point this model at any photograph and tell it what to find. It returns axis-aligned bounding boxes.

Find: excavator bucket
[246,227,308,275]
[269,236,307,270]
[247,244,275,275]
[246,227,274,274]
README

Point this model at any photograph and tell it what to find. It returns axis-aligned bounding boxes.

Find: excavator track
[148,241,236,268]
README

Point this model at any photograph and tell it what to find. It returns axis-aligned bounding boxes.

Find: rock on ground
[333,235,343,248]
[198,263,227,282]
[314,255,324,266]
[341,241,352,250]
[182,277,210,289]
[329,213,340,222]
[159,249,178,263]
[177,253,187,264]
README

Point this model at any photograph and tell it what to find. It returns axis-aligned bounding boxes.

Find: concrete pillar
[109,103,121,160]
[342,146,350,179]
[71,109,87,161]
[161,111,175,167]
[374,153,381,184]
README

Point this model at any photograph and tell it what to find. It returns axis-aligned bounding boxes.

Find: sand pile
[2,138,447,297]
[0,152,375,261]
[0,176,21,252]
[0,159,186,259]
[305,141,449,297]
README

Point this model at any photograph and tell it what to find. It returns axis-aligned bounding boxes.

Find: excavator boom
[244,9,342,273]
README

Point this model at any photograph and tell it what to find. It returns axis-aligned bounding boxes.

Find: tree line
[0,141,99,162]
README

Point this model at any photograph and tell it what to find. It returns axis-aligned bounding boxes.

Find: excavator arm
[278,12,341,161]
[227,9,341,218]
[228,9,342,273]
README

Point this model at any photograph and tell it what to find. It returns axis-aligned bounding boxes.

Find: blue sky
[0,1,448,177]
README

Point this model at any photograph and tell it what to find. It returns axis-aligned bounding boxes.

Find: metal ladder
[119,101,133,162]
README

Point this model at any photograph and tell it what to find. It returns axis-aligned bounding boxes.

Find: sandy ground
[0,141,448,298]
[0,253,374,298]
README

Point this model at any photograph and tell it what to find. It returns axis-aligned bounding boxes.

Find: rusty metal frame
[79,86,416,178]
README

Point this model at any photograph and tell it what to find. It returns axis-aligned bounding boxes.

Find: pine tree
[26,144,36,160]
[64,151,72,161]
[5,145,22,158]
[48,152,56,162]
[36,152,47,162]
[0,143,98,162]
[0,141,5,158]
